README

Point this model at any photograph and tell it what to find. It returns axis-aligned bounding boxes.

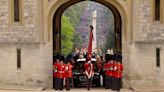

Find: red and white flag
[87,25,94,60]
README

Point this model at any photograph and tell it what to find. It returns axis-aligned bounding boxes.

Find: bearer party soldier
[53,54,62,90]
[103,55,114,89]
[65,61,74,91]
[56,55,66,90]
[113,54,123,92]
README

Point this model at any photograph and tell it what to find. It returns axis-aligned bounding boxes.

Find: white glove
[114,66,117,71]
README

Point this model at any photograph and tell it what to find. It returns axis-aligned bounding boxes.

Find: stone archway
[47,0,130,88]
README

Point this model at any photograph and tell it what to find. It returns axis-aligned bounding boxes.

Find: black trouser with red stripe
[113,77,122,91]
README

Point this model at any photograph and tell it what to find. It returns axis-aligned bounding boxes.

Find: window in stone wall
[156,48,160,67]
[17,48,21,69]
[14,0,20,22]
[155,0,160,21]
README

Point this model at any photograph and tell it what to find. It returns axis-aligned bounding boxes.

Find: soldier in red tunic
[113,54,123,92]
[53,59,60,90]
[117,61,123,90]
[103,59,114,89]
[58,60,67,90]
[65,62,74,90]
[84,60,94,90]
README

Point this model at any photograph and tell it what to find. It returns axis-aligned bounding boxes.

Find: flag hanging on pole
[87,25,94,60]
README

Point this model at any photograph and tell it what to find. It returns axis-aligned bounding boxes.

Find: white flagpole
[92,10,97,51]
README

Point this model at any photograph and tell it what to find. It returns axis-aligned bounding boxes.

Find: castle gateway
[0,0,164,88]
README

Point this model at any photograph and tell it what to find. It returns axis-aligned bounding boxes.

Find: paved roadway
[0,89,132,92]
[0,89,164,92]
[1,89,164,92]
[0,88,133,92]
[0,85,164,92]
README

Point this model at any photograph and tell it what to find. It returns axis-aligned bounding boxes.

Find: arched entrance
[52,0,122,55]
[49,0,128,88]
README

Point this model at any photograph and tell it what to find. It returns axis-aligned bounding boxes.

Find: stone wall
[128,43,164,86]
[128,0,164,86]
[135,0,164,42]
[0,0,52,87]
[0,0,40,44]
[0,44,48,86]
[0,0,9,26]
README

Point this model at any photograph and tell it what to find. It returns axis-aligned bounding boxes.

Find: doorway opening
[52,0,122,88]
